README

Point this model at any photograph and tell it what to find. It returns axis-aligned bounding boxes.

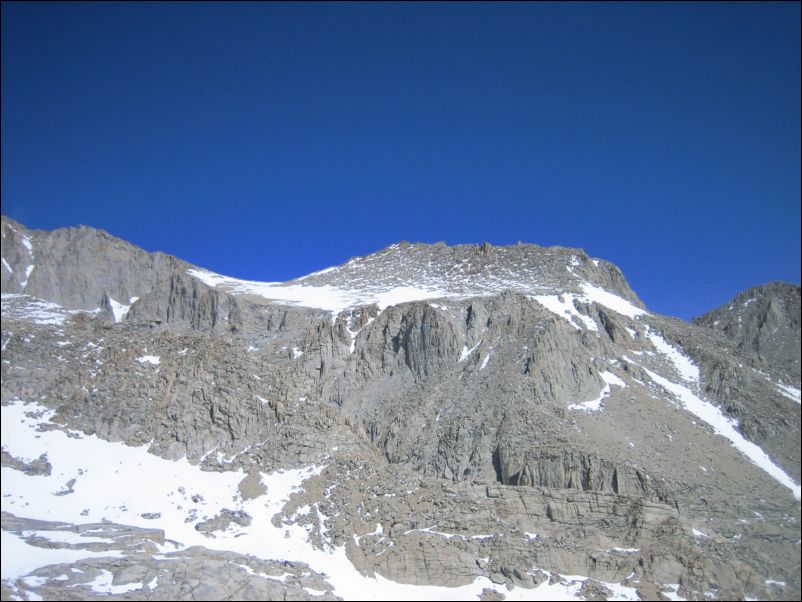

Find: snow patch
[20,234,33,253]
[459,340,481,363]
[628,358,801,500]
[532,294,598,331]
[20,529,112,546]
[1,295,69,325]
[21,265,34,289]
[776,382,800,404]
[579,283,647,318]
[1,398,646,600]
[85,569,143,594]
[187,269,450,316]
[645,329,699,383]
[136,355,160,366]
[1,530,123,581]
[661,583,686,601]
[108,297,134,323]
[568,371,625,412]
[374,287,450,311]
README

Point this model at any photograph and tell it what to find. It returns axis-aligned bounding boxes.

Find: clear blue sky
[2,2,799,320]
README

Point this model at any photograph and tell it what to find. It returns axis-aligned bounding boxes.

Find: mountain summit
[694,282,801,380]
[2,216,800,601]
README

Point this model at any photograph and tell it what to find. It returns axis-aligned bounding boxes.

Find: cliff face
[1,216,188,311]
[2,216,800,601]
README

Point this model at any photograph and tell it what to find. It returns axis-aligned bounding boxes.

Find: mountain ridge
[2,215,643,314]
[693,281,801,381]
[2,215,800,601]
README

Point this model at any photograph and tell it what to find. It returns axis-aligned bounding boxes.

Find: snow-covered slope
[187,241,645,321]
[2,398,644,601]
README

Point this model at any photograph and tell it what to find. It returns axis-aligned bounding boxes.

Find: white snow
[1,257,11,273]
[645,329,699,383]
[1,530,123,581]
[291,347,304,359]
[661,583,686,601]
[629,359,801,500]
[298,265,339,279]
[776,382,801,404]
[479,351,492,370]
[20,529,112,545]
[692,528,708,538]
[136,355,160,366]
[568,371,626,413]
[353,523,384,545]
[407,526,466,540]
[108,297,134,323]
[187,269,354,313]
[579,283,647,318]
[765,579,786,587]
[84,569,143,594]
[502,574,638,602]
[20,234,33,253]
[459,340,482,362]
[600,370,626,388]
[1,295,69,325]
[374,286,450,311]
[532,294,598,331]
[187,268,451,316]
[532,283,645,330]
[568,385,610,413]
[1,398,642,601]
[20,265,34,289]
[186,259,647,334]
[344,313,375,354]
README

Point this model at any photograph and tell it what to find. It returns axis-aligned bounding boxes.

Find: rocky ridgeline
[294,239,642,305]
[1,215,800,601]
[694,282,801,380]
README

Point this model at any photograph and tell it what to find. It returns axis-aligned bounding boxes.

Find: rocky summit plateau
[1,214,800,601]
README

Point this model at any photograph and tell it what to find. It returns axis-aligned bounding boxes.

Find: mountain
[694,282,801,381]
[2,215,800,601]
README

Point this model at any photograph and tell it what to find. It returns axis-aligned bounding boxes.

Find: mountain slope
[694,282,801,382]
[2,216,800,601]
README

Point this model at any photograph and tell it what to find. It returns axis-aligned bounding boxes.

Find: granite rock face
[694,282,801,381]
[2,216,800,601]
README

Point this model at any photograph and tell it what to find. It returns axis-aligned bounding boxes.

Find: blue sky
[2,2,799,320]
